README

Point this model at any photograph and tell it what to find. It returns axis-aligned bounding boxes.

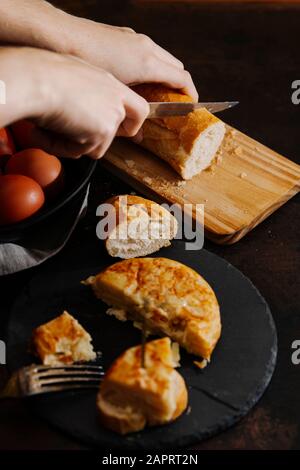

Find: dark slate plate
[6,245,277,450]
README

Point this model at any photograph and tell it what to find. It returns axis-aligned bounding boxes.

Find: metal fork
[0,364,104,399]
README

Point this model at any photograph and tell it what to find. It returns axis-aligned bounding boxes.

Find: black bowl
[0,157,97,243]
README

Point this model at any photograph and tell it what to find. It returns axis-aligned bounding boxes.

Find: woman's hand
[0,1,198,101]
[0,47,149,159]
[68,20,198,101]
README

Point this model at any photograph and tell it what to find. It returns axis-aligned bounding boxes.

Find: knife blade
[148,101,238,119]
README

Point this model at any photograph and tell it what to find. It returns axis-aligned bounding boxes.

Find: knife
[148,101,238,119]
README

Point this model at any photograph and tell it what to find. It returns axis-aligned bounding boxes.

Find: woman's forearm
[0,47,48,127]
[0,1,198,99]
[0,0,75,54]
[0,46,149,159]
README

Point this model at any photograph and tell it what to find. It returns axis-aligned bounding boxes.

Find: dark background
[0,0,299,449]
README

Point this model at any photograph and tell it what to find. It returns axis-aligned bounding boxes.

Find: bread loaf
[133,84,225,179]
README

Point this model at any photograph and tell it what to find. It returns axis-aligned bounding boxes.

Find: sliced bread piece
[102,195,178,259]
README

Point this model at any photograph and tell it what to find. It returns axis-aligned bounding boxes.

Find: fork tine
[20,364,105,397]
[39,377,102,386]
[30,384,100,395]
[34,364,103,372]
[36,370,104,379]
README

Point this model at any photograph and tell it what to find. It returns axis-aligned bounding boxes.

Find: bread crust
[102,195,178,259]
[133,84,225,179]
[104,194,176,236]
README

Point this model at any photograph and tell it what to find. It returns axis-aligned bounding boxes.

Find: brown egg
[0,174,45,225]
[5,148,64,200]
[0,127,16,170]
[0,127,15,155]
[10,120,35,150]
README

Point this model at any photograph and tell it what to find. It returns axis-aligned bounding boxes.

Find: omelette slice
[97,337,187,434]
[83,257,221,361]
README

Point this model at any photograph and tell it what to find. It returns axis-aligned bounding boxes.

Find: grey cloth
[0,186,89,276]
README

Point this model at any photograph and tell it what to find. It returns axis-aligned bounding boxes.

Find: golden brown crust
[31,311,95,365]
[97,338,187,434]
[102,337,173,393]
[134,84,219,154]
[132,84,223,179]
[84,258,221,360]
[171,373,188,422]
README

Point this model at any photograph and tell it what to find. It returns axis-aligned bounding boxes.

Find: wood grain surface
[104,127,300,244]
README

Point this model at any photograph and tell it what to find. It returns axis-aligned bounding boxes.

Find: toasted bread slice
[133,84,225,180]
[102,195,178,259]
[97,337,187,434]
[83,257,221,361]
[31,311,96,366]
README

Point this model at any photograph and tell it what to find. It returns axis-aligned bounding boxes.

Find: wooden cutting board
[103,125,300,244]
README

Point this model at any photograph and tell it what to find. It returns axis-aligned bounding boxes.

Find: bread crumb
[234,146,244,157]
[239,172,247,179]
[205,164,216,175]
[106,307,127,322]
[144,176,153,185]
[216,152,223,164]
[125,159,135,169]
[177,180,186,187]
[186,406,192,415]
[194,359,208,369]
[226,129,237,140]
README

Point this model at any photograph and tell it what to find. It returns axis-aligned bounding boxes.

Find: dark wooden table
[0,0,299,450]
